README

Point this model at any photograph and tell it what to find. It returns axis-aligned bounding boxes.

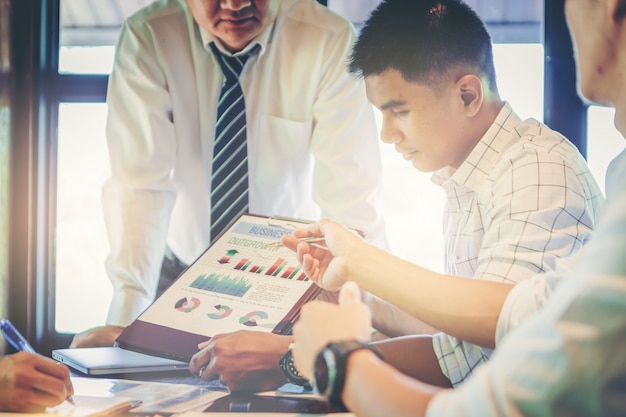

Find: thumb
[338,281,363,307]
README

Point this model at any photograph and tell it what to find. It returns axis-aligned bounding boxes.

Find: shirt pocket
[250,115,313,188]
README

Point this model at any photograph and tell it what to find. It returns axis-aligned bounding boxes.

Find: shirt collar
[432,102,522,190]
[198,18,274,58]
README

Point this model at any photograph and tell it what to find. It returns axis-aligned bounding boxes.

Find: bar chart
[190,273,253,297]
[230,256,308,281]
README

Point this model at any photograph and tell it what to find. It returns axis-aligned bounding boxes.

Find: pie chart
[239,310,269,327]
[175,297,200,313]
[207,304,233,320]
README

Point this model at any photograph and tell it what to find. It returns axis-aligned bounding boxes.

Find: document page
[138,214,318,337]
[0,375,226,417]
[56,377,227,415]
[46,396,136,417]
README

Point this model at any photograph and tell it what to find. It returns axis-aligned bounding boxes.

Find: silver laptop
[52,346,189,375]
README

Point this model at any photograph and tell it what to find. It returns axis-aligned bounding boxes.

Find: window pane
[59,46,115,74]
[59,0,150,74]
[494,44,544,121]
[55,103,111,333]
[587,106,626,194]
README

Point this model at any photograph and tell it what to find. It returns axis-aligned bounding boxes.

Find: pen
[0,318,75,405]
[0,317,36,353]
[266,236,327,249]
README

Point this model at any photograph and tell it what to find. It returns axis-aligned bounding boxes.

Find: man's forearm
[342,349,441,417]
[347,243,513,348]
[366,293,437,337]
[372,335,452,387]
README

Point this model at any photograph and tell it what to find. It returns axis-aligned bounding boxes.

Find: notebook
[52,346,188,375]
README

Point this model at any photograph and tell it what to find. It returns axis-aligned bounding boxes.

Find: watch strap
[317,340,383,409]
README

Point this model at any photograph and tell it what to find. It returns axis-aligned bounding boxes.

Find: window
[53,0,147,333]
[55,103,111,332]
[49,1,618,337]
[587,106,626,193]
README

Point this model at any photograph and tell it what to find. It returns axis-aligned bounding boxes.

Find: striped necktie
[210,44,254,242]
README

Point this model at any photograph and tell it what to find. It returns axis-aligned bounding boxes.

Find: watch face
[313,341,381,403]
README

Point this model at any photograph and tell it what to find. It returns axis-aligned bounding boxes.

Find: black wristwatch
[279,343,312,390]
[313,340,383,409]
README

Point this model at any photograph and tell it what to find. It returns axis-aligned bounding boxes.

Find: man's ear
[456,74,482,117]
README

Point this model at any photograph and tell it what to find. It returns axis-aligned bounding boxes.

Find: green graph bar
[288,264,302,279]
[190,273,252,297]
[273,261,288,277]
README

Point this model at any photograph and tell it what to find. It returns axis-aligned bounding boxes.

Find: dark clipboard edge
[116,321,205,362]
[117,282,320,362]
[272,283,322,335]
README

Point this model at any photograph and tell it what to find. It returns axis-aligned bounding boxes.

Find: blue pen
[0,317,75,405]
[0,318,36,353]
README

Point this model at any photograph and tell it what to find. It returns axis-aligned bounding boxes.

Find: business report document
[117,214,320,361]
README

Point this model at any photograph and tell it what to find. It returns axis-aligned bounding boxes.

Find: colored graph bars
[266,258,308,280]
[234,258,259,272]
[190,273,252,297]
[232,257,307,280]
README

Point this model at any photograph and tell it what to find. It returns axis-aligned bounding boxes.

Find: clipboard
[116,214,321,361]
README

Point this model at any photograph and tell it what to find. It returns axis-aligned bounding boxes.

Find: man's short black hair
[349,0,498,93]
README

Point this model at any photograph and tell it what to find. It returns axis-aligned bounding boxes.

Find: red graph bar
[266,258,284,276]
[234,259,248,270]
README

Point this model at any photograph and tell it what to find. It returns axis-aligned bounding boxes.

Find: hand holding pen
[267,236,329,250]
[0,318,75,412]
[0,318,36,353]
[278,219,368,291]
[268,224,365,251]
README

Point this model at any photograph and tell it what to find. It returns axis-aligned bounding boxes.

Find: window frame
[8,0,584,355]
[10,0,108,353]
